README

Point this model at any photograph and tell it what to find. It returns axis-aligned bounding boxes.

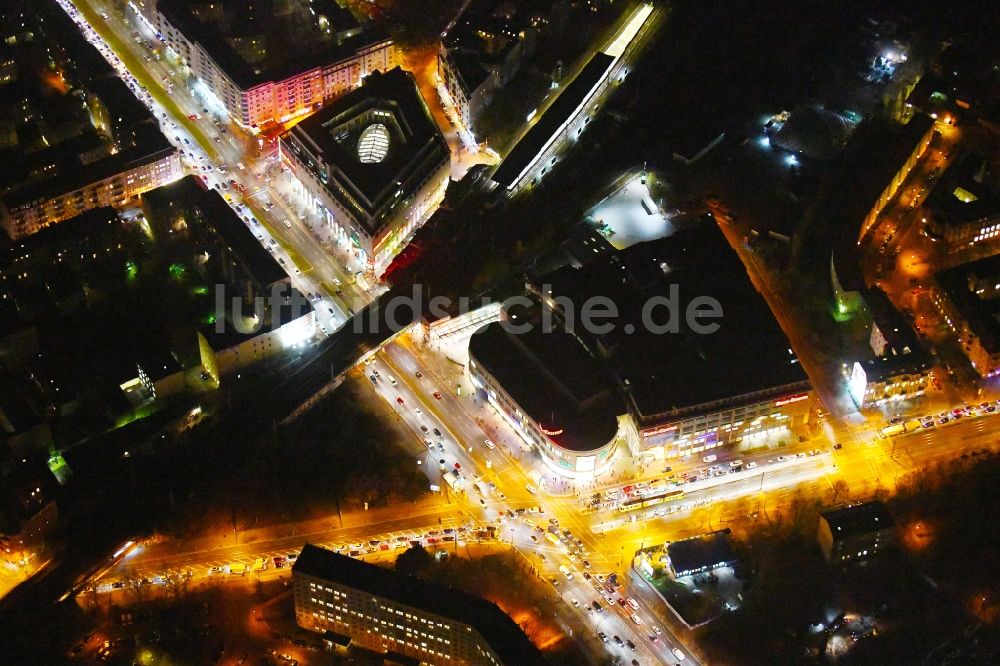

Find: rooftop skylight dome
[357,123,390,163]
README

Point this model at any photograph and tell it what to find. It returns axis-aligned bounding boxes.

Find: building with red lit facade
[145,0,399,128]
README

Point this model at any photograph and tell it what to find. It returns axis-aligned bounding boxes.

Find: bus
[618,489,685,513]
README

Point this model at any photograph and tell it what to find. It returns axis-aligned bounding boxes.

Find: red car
[454,462,461,470]
[396,396,405,405]
[433,391,442,400]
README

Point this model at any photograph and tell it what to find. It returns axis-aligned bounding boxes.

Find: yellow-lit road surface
[70,0,219,162]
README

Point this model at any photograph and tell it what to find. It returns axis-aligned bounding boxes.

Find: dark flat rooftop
[292,544,545,666]
[667,529,738,576]
[546,216,807,421]
[821,501,894,539]
[859,287,931,381]
[285,67,448,235]
[491,52,614,189]
[926,151,1000,227]
[469,300,621,452]
[829,115,935,292]
[936,254,1000,355]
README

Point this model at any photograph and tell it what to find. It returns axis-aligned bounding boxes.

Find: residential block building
[292,544,544,666]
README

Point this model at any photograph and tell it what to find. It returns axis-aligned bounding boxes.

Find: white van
[559,565,574,580]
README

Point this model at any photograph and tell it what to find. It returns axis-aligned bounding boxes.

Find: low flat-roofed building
[849,288,932,406]
[818,501,895,564]
[280,67,450,275]
[150,0,398,128]
[931,254,1000,378]
[666,529,739,578]
[545,216,811,459]
[292,544,545,666]
[469,299,622,477]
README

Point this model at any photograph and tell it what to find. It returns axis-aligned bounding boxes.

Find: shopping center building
[466,215,813,478]
[469,301,626,478]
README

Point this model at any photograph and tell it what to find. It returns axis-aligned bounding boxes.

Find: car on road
[415,371,422,378]
[420,425,429,433]
[433,391,442,400]
[651,625,662,635]
[598,632,608,643]
[570,599,579,607]
[833,443,843,450]
[627,597,639,610]
[630,613,643,625]
[672,647,686,660]
[746,461,757,469]
[387,376,397,386]
[626,639,636,650]
[484,439,495,450]
[433,428,442,438]
[613,635,624,647]
[591,600,603,612]
[396,396,404,405]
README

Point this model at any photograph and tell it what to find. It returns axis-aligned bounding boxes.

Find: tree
[161,569,189,602]
[395,546,434,577]
[830,478,850,504]
[122,568,148,605]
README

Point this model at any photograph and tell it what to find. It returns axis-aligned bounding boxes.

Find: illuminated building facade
[847,288,932,407]
[931,254,1000,378]
[637,389,813,459]
[292,544,545,666]
[147,0,398,128]
[468,301,623,479]
[280,68,450,275]
[2,148,181,240]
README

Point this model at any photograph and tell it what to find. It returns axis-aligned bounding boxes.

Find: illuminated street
[2,1,999,664]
